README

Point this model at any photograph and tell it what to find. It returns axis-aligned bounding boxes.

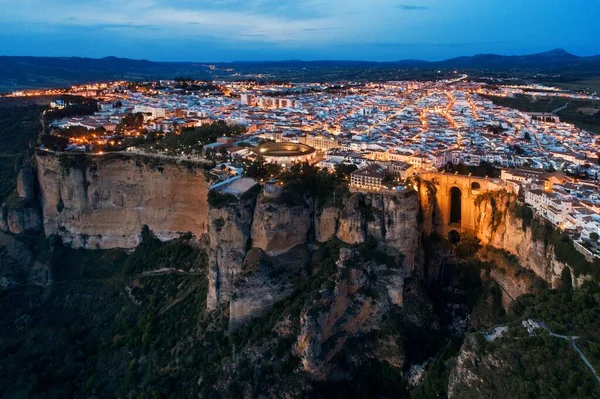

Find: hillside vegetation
[0,104,44,201]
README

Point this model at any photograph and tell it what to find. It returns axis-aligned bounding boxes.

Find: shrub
[207,190,237,208]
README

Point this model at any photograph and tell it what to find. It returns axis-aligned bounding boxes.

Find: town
[11,77,600,260]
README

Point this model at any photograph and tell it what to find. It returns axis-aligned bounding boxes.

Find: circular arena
[252,142,317,165]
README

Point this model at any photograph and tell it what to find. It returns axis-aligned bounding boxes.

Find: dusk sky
[1,0,598,62]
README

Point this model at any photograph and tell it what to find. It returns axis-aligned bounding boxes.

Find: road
[539,322,600,384]
[552,101,571,114]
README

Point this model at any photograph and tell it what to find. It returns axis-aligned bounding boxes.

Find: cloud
[396,4,429,10]
[302,27,338,31]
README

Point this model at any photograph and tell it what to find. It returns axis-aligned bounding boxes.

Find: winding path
[540,322,600,383]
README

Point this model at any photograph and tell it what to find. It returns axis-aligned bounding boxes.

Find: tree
[121,113,144,130]
[334,163,357,180]
[590,232,599,242]
[40,134,69,151]
[455,233,481,258]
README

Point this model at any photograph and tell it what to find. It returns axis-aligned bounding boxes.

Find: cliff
[31,152,422,330]
[295,247,407,380]
[251,193,312,256]
[206,191,257,310]
[35,152,209,249]
[418,182,572,288]
[472,191,570,288]
[207,188,421,326]
[1,165,43,235]
[228,246,310,331]
[318,190,420,270]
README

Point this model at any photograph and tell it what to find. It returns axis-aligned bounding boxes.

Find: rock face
[32,152,423,329]
[2,202,42,234]
[228,246,310,331]
[206,193,256,310]
[295,248,407,379]
[207,189,421,326]
[0,231,50,288]
[419,185,571,288]
[472,191,569,288]
[1,165,42,235]
[447,336,483,398]
[251,194,312,256]
[336,194,367,244]
[17,166,35,200]
[315,205,339,242]
[319,190,420,269]
[35,152,209,249]
[477,247,544,308]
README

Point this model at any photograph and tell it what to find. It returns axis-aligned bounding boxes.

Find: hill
[1,49,600,92]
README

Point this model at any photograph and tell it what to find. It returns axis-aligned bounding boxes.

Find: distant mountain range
[1,49,599,92]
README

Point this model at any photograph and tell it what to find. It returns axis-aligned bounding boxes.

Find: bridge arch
[449,186,462,225]
[417,171,506,238]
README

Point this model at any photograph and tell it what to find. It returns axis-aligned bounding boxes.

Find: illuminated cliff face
[36,152,209,249]
[419,178,576,288]
[417,172,506,239]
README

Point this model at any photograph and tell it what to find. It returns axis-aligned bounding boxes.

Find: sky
[0,0,598,62]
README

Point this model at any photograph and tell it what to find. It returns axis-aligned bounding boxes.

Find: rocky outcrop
[17,166,35,200]
[295,248,407,379]
[477,247,544,308]
[447,336,484,399]
[251,194,312,256]
[336,193,367,244]
[2,200,42,234]
[32,152,422,325]
[473,191,569,288]
[1,165,42,235]
[315,205,339,242]
[0,231,50,288]
[229,246,310,330]
[206,193,256,310]
[418,182,572,288]
[319,190,420,269]
[35,151,209,249]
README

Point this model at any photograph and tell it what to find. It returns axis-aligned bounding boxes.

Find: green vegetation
[0,232,210,398]
[512,282,600,337]
[455,232,481,258]
[149,121,246,155]
[243,156,282,180]
[509,202,600,281]
[452,332,600,398]
[510,201,534,230]
[44,96,98,121]
[442,161,501,178]
[275,162,340,208]
[0,104,44,201]
[207,189,238,208]
[124,226,202,274]
[207,184,260,209]
[483,94,600,134]
[450,281,600,398]
[334,163,358,180]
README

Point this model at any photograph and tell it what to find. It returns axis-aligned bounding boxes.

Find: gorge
[1,150,598,398]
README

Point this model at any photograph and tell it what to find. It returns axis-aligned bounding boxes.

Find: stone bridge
[418,172,506,239]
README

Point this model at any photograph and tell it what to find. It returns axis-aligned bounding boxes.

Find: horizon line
[1,48,598,64]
